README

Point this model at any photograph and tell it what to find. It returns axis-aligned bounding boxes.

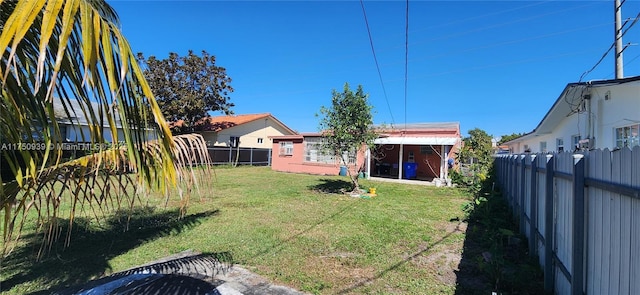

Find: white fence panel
[628,146,640,294]
[524,155,532,240]
[586,149,607,294]
[554,153,574,283]
[495,147,640,295]
[555,269,571,295]
[536,155,548,268]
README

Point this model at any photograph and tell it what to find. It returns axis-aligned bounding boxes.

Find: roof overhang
[374,136,459,145]
[533,76,640,135]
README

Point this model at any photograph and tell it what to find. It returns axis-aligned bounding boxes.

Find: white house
[504,76,640,153]
[53,97,143,144]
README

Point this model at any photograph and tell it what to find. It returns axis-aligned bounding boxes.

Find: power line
[359,0,395,126]
[580,10,640,82]
[404,0,409,130]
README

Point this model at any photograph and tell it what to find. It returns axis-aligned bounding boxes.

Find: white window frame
[303,137,356,164]
[279,141,293,156]
[540,141,547,153]
[615,124,640,148]
[257,138,263,144]
[556,138,564,152]
[571,135,581,151]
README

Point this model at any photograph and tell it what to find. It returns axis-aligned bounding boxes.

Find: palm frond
[1,0,213,254]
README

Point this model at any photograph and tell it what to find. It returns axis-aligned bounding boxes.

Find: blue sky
[110,0,640,138]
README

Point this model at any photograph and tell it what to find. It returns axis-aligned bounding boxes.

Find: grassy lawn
[2,166,475,294]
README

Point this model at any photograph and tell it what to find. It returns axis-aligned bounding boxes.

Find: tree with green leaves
[1,0,209,255]
[318,83,377,192]
[453,128,494,189]
[498,132,523,145]
[137,50,234,133]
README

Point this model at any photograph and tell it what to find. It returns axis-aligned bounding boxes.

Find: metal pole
[615,0,624,79]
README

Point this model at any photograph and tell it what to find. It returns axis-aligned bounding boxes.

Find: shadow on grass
[453,175,544,294]
[249,204,352,260]
[308,178,353,194]
[1,207,220,295]
[336,221,466,294]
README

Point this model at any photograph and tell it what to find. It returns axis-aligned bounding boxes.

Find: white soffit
[374,137,459,145]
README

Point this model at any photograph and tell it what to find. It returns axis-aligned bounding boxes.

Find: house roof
[173,113,296,134]
[374,122,460,133]
[504,75,640,145]
[53,97,122,127]
[374,136,459,145]
[270,124,461,146]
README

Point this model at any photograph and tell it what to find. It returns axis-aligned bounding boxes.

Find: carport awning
[374,136,459,145]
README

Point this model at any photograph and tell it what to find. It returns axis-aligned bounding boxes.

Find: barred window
[279,141,293,156]
[616,124,640,148]
[304,137,355,164]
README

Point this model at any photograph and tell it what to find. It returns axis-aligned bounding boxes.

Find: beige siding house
[186,113,296,148]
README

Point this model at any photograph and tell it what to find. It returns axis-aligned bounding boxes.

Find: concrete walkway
[213,265,309,295]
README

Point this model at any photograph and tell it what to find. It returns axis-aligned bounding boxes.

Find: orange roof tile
[169,113,296,135]
[196,113,271,132]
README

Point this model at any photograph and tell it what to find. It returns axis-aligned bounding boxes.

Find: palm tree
[1,0,209,255]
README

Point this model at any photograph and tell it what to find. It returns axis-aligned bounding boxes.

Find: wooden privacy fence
[495,147,640,295]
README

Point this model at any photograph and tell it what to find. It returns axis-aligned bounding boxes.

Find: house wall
[592,83,640,149]
[66,125,129,143]
[270,138,366,176]
[214,118,293,148]
[372,126,461,179]
[507,82,640,153]
[374,144,451,179]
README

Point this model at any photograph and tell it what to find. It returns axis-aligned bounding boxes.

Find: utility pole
[615,0,624,79]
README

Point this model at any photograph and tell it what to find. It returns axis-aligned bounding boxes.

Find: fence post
[508,156,514,208]
[544,154,554,293]
[268,148,272,166]
[529,154,537,258]
[572,154,585,295]
[520,155,526,234]
[250,147,254,165]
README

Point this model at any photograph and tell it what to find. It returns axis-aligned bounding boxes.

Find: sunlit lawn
[1,166,472,294]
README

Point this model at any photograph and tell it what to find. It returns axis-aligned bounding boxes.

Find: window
[303,137,356,164]
[279,141,293,156]
[540,141,547,153]
[523,144,530,153]
[59,125,68,142]
[257,138,263,144]
[230,136,240,148]
[556,138,564,152]
[571,135,581,151]
[420,145,433,154]
[616,124,640,148]
[304,138,334,163]
[408,151,415,162]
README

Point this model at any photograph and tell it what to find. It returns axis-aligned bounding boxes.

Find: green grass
[1,166,473,294]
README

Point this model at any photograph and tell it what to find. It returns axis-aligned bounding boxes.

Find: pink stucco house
[269,133,368,176]
[270,122,461,181]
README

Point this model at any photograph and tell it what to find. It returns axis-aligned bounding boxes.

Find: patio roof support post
[398,144,403,180]
[366,147,371,180]
[439,145,445,179]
